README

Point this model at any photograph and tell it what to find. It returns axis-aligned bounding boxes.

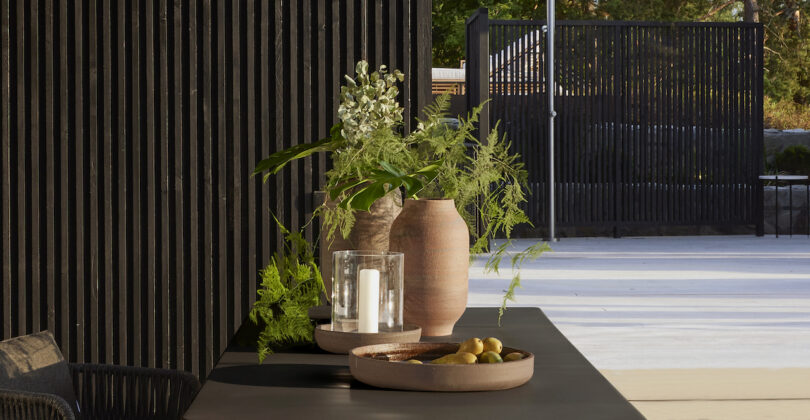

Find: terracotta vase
[317,190,402,299]
[388,199,469,336]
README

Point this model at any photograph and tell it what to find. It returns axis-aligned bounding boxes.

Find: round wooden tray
[314,324,422,354]
[349,342,534,392]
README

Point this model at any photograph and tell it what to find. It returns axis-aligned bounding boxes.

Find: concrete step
[601,369,810,420]
[631,400,810,420]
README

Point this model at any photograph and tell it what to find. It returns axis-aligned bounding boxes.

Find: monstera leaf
[328,159,444,211]
[253,124,345,182]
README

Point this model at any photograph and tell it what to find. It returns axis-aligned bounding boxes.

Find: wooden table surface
[184,307,644,419]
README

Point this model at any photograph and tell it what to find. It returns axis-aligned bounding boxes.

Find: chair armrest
[70,363,200,419]
[0,387,75,420]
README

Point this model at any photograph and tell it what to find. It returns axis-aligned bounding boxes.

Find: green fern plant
[413,97,553,324]
[248,218,325,363]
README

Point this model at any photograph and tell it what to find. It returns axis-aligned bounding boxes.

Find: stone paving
[470,235,810,369]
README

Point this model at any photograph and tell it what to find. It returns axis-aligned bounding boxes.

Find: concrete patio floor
[468,235,810,419]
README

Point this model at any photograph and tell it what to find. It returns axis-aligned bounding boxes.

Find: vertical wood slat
[29,0,41,337]
[228,0,240,346]
[158,0,170,370]
[399,0,411,132]
[58,0,66,353]
[201,0,214,376]
[302,0,313,245]
[144,0,157,369]
[14,0,27,339]
[316,0,327,193]
[87,0,100,365]
[257,0,270,332]
[187,0,200,377]
[0,0,432,382]
[272,0,284,255]
[171,0,184,371]
[114,0,127,366]
[287,0,300,240]
[214,0,227,362]
[0,0,10,340]
[244,0,256,343]
[73,0,86,363]
[129,0,142,369]
[101,0,114,366]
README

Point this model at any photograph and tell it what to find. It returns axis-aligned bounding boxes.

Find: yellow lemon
[432,352,477,364]
[457,338,484,355]
[482,337,503,354]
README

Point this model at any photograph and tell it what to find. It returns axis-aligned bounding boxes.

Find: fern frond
[251,217,323,363]
[498,273,521,326]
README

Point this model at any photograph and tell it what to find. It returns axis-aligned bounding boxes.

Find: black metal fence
[467,11,764,236]
[0,0,432,381]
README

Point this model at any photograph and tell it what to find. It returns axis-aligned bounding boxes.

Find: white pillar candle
[358,268,380,333]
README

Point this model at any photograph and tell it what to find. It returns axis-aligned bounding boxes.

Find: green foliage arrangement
[338,94,551,323]
[254,61,550,324]
[248,218,325,363]
[253,60,414,241]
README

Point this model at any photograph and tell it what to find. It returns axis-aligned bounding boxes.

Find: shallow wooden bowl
[349,342,534,391]
[314,324,422,354]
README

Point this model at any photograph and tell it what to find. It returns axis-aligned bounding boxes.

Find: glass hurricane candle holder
[331,250,404,333]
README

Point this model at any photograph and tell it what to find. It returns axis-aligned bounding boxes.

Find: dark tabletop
[184,307,644,420]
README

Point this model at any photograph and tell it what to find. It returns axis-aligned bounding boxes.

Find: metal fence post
[754,24,765,236]
[465,8,489,240]
[545,1,557,241]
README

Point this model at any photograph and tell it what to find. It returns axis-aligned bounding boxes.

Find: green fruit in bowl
[503,352,524,362]
[478,351,503,364]
[404,359,423,364]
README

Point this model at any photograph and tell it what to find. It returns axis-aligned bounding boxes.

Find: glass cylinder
[331,250,404,333]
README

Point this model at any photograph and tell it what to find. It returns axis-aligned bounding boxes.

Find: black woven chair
[1,364,200,420]
[0,332,200,420]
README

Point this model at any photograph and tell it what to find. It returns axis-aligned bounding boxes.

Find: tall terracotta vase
[317,190,402,300]
[388,199,469,336]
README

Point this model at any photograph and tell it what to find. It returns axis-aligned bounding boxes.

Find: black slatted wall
[0,0,432,380]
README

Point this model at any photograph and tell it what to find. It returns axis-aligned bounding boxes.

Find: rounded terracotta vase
[317,190,402,299]
[388,199,469,336]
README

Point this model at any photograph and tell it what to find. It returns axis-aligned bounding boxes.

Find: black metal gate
[466,10,764,236]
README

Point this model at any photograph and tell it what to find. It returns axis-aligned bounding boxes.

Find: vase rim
[403,198,455,204]
[332,250,404,257]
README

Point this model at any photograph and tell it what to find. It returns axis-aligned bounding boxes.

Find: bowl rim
[315,323,422,336]
[349,342,534,366]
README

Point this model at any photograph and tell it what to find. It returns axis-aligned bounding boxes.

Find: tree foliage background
[433,1,810,127]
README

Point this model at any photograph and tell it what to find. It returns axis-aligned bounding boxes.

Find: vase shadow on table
[206,364,374,390]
